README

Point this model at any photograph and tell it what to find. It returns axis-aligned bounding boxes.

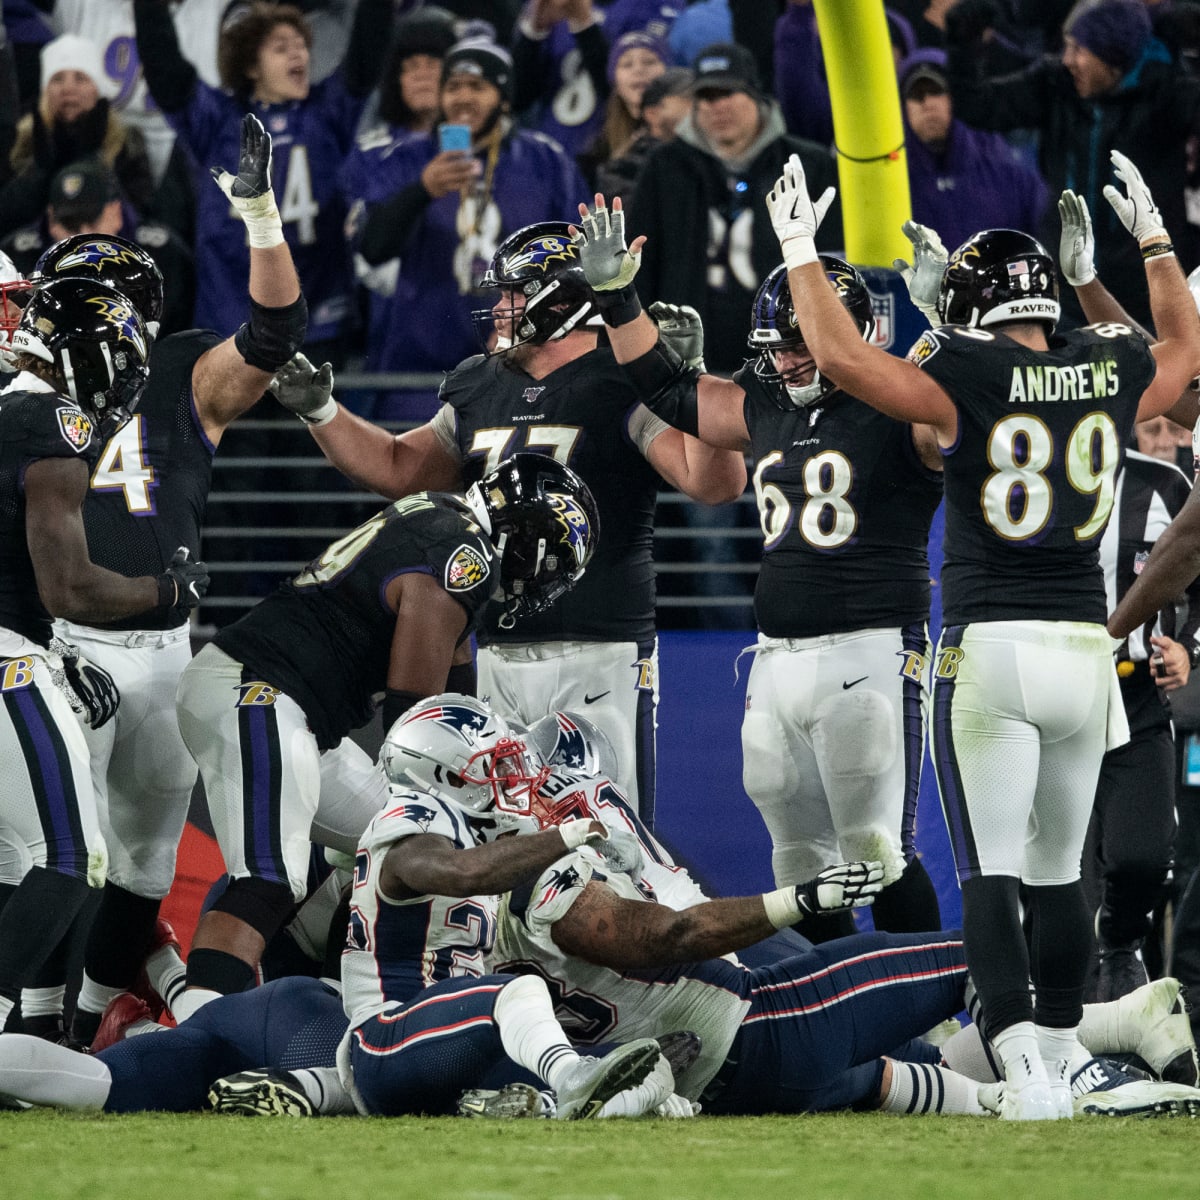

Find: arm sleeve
[510,24,549,117]
[341,0,394,99]
[133,0,197,114]
[357,180,433,265]
[574,20,610,103]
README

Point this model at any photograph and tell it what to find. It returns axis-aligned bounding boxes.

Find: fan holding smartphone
[439,123,473,153]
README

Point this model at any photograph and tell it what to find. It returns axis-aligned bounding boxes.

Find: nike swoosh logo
[842,677,868,690]
[584,691,610,704]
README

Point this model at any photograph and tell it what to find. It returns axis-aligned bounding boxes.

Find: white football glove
[559,817,610,851]
[655,1093,701,1118]
[574,198,641,293]
[648,301,705,371]
[1057,189,1096,287]
[270,351,337,426]
[766,153,835,271]
[763,860,885,928]
[893,220,948,322]
[1103,150,1168,246]
[594,828,645,877]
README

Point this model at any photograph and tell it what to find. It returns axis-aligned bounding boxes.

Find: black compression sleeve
[623,335,701,436]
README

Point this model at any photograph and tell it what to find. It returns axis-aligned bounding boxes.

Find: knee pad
[839,825,906,885]
[210,875,297,941]
[813,689,898,779]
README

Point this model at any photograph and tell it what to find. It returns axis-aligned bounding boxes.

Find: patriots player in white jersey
[213,694,664,1120]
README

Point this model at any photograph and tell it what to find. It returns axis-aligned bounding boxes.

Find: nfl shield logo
[869,291,894,350]
[1133,551,1149,576]
[522,386,547,406]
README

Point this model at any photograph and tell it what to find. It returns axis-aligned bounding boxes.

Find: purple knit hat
[1065,0,1152,74]
[607,30,670,85]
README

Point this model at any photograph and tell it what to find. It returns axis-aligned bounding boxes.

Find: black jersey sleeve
[11,392,101,465]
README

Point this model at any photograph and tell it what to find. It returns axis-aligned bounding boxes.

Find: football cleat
[1073,1056,1200,1117]
[1118,978,1199,1086]
[656,1031,702,1078]
[553,1039,660,1120]
[207,1069,314,1117]
[457,1082,547,1119]
[91,993,153,1053]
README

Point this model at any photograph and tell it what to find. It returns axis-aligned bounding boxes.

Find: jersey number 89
[983,411,1119,542]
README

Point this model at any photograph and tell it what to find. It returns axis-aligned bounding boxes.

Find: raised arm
[191,115,306,442]
[766,156,957,438]
[133,0,197,115]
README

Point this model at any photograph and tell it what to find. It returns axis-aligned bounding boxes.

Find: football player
[571,199,944,940]
[756,149,1200,1119]
[269,220,748,827]
[0,277,207,1041]
[30,114,313,1050]
[169,454,600,1024]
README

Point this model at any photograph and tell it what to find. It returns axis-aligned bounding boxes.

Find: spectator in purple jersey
[0,33,154,237]
[900,51,1048,257]
[341,34,588,421]
[0,159,195,336]
[577,30,669,192]
[132,0,392,363]
[511,0,609,161]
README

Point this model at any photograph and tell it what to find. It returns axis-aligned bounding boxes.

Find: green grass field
[1,1110,1193,1200]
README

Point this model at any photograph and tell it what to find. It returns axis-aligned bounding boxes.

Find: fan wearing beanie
[1063,0,1153,95]
[0,33,154,233]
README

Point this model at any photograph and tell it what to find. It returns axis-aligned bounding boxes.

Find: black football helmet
[33,233,165,339]
[473,222,599,352]
[748,257,874,408]
[10,276,150,423]
[937,228,1060,332]
[464,452,600,626]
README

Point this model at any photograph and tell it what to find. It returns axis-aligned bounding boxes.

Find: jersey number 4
[983,411,1119,542]
[90,416,155,513]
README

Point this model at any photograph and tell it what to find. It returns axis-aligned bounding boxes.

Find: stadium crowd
[2,0,1200,1124]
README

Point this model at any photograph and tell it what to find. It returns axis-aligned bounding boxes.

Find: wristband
[1141,241,1176,261]
[236,190,285,250]
[559,818,606,851]
[780,236,819,272]
[156,574,177,613]
[595,283,643,328]
[299,398,338,427]
[762,886,803,930]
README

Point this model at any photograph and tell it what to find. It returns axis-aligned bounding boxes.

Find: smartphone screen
[438,123,472,153]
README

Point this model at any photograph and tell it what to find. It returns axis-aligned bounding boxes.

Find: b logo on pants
[236,682,282,707]
[0,658,35,691]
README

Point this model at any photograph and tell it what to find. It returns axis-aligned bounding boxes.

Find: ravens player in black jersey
[763,150,1200,1120]
[269,220,747,827]
[0,276,207,1043]
[169,453,599,1024]
[572,215,944,943]
[30,113,311,1048]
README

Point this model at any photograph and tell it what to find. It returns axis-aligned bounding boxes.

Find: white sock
[0,1033,111,1109]
[940,1025,1003,1082]
[1077,996,1129,1055]
[597,1054,673,1118]
[290,1066,357,1115]
[75,974,124,1018]
[1037,1024,1090,1074]
[880,1060,986,1114]
[20,985,65,1019]
[170,987,222,1024]
[991,1022,1045,1085]
[146,946,187,1010]
[492,975,580,1093]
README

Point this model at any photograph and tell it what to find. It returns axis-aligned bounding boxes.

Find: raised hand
[210,114,282,248]
[572,194,643,293]
[270,351,337,426]
[766,153,835,270]
[1057,190,1096,287]
[893,219,948,321]
[1103,150,1168,246]
[648,301,705,370]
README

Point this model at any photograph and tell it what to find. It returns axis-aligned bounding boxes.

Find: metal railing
[198,412,761,630]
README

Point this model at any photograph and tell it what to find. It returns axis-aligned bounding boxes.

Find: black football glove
[157,546,210,620]
[211,112,273,199]
[48,637,119,730]
[794,861,885,918]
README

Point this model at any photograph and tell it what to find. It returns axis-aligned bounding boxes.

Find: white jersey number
[470,425,581,473]
[982,411,1120,541]
[753,450,858,551]
[90,416,155,513]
